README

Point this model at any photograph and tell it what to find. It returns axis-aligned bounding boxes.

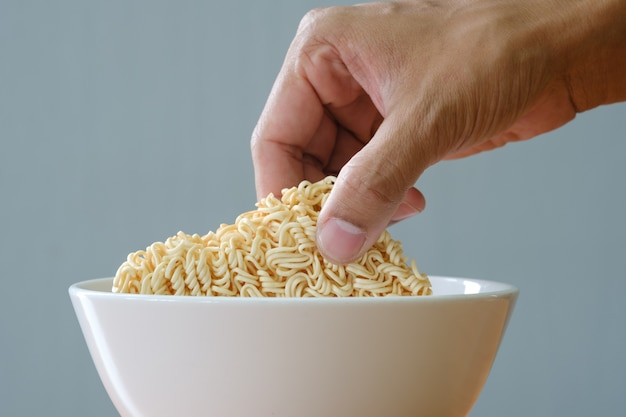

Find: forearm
[456,0,626,111]
[550,0,626,111]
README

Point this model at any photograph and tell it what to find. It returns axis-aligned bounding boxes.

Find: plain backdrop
[1,1,624,416]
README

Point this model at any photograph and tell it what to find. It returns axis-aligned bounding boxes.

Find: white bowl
[69,276,518,417]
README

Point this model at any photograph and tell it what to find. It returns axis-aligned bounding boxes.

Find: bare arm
[251,0,626,264]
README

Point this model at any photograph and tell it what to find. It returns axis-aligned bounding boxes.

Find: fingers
[252,6,384,201]
[390,187,426,223]
[251,67,325,200]
[316,112,431,264]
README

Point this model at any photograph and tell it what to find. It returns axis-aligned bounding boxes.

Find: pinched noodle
[112,177,431,297]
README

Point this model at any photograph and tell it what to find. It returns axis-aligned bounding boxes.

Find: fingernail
[391,202,421,222]
[317,218,366,264]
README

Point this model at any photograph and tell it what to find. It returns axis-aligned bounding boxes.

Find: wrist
[546,0,626,111]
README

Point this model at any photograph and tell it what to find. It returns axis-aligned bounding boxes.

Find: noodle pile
[112,176,431,297]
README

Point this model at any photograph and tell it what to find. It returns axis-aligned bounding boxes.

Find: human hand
[251,0,626,264]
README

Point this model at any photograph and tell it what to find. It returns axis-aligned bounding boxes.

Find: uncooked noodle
[112,176,431,297]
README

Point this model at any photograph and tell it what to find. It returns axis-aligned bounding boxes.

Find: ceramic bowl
[69,276,518,417]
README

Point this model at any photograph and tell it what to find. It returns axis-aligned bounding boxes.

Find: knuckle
[296,6,351,47]
[297,7,338,34]
[292,7,342,77]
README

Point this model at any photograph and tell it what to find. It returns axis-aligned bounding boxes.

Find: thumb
[316,115,430,264]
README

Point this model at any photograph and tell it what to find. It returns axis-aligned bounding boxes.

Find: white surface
[70,277,518,417]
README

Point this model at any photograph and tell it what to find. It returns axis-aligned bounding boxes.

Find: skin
[251,0,626,265]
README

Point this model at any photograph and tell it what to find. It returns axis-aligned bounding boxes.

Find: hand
[251,0,626,264]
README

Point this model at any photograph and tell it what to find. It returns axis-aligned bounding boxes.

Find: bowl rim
[69,276,519,304]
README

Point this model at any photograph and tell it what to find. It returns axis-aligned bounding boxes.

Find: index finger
[250,57,325,200]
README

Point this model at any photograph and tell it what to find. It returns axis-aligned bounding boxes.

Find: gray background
[1,1,624,416]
